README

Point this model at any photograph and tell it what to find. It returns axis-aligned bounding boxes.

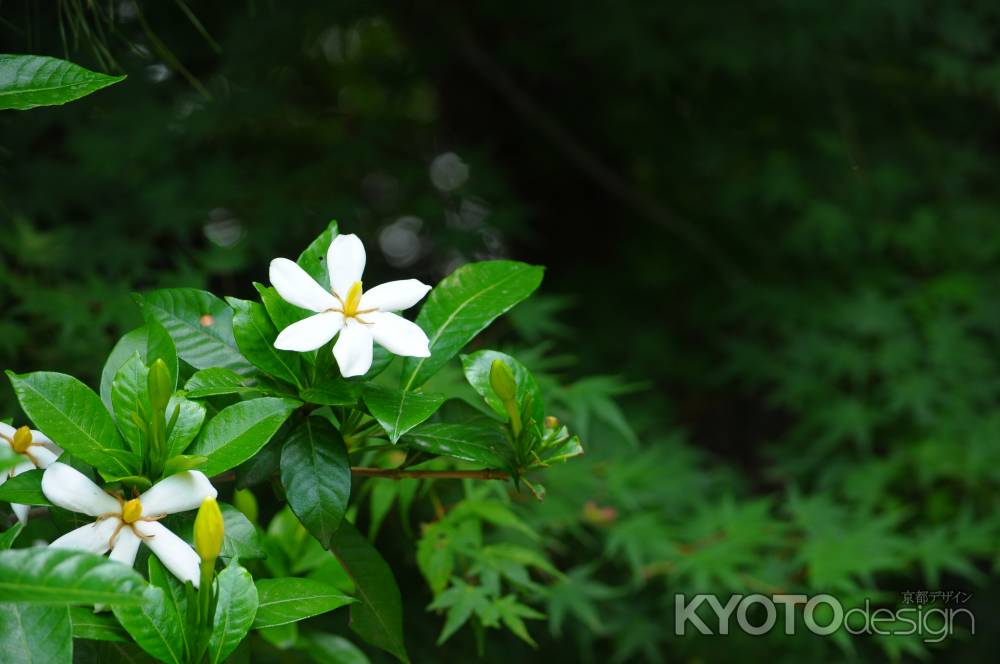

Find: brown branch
[350,467,510,481]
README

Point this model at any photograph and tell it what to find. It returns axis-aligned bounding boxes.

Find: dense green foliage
[3,1,1000,661]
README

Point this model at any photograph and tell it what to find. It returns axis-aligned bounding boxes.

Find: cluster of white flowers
[0,233,433,587]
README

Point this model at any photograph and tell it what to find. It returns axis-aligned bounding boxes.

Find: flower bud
[11,426,32,454]
[147,359,173,411]
[194,496,224,563]
[489,359,518,403]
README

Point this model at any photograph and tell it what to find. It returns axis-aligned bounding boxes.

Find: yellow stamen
[343,281,364,317]
[122,498,143,524]
[11,426,32,454]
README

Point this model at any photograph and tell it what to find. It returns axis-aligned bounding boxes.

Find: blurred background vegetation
[3,1,1000,661]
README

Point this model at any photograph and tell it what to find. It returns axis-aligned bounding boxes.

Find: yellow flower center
[342,281,364,318]
[122,498,143,524]
[11,426,33,454]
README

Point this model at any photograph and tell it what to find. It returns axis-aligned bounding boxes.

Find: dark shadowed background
[3,1,1000,661]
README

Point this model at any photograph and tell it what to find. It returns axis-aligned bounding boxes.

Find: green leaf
[400,261,544,391]
[0,548,146,605]
[299,633,371,664]
[161,454,207,476]
[188,397,300,477]
[185,367,261,398]
[327,521,409,663]
[0,54,124,110]
[0,522,24,549]
[461,350,544,424]
[70,606,128,643]
[138,288,252,375]
[218,503,267,561]
[0,603,71,663]
[362,384,445,444]
[207,563,258,664]
[297,220,339,288]
[0,468,49,505]
[111,353,150,457]
[255,282,309,334]
[165,396,206,457]
[253,578,355,628]
[112,585,185,664]
[229,297,303,388]
[403,421,513,470]
[280,417,351,547]
[100,327,147,411]
[7,371,133,477]
[145,557,188,656]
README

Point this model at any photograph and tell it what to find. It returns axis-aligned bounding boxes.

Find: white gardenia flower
[41,462,217,587]
[0,423,62,524]
[269,233,432,377]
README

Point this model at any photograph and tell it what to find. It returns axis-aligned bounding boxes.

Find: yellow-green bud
[194,496,224,563]
[489,359,518,402]
[232,488,258,525]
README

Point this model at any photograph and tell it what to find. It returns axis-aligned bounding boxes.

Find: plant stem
[351,467,510,480]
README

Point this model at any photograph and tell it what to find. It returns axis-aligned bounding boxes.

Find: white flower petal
[328,234,366,299]
[50,518,121,554]
[135,521,201,587]
[140,471,217,516]
[32,431,63,457]
[368,312,431,357]
[12,459,34,477]
[274,312,343,352]
[41,462,120,517]
[270,258,338,313]
[27,445,59,469]
[0,423,14,440]
[109,526,142,569]
[361,279,431,312]
[11,503,29,525]
[333,319,374,377]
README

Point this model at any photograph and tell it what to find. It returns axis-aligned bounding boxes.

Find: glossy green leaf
[161,454,207,476]
[145,557,188,656]
[0,548,146,605]
[165,396,207,457]
[280,417,351,547]
[188,397,300,477]
[70,606,128,643]
[112,585,185,664]
[100,327,147,411]
[0,468,49,505]
[327,521,409,663]
[362,384,445,443]
[253,578,355,628]
[297,219,339,288]
[111,353,150,457]
[138,288,252,375]
[229,297,303,388]
[7,371,133,477]
[207,563,258,664]
[461,350,544,424]
[0,522,24,549]
[403,421,513,470]
[185,367,261,398]
[400,260,544,391]
[0,604,71,663]
[0,54,124,110]
[171,503,265,561]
